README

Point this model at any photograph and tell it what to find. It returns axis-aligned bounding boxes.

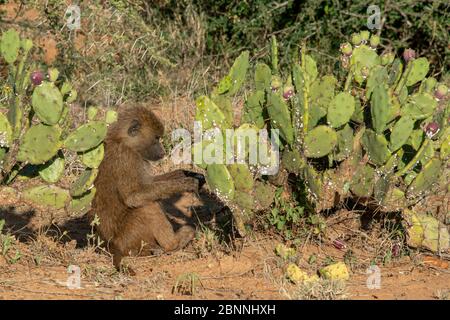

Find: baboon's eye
[128,119,141,137]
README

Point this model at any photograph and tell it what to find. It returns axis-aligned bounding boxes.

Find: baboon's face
[120,109,166,161]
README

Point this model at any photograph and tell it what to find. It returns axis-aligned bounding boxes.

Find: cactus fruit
[267,92,294,145]
[361,129,391,165]
[31,81,64,125]
[401,92,437,120]
[0,29,20,64]
[406,158,441,198]
[0,112,13,147]
[227,163,254,192]
[434,84,448,100]
[406,57,429,86]
[30,71,44,86]
[17,124,62,164]
[389,116,415,151]
[254,63,272,92]
[68,188,96,214]
[424,121,440,138]
[403,49,416,62]
[351,33,362,46]
[64,121,107,152]
[327,92,355,128]
[340,42,352,56]
[206,164,235,201]
[369,35,380,48]
[70,168,99,197]
[39,156,65,183]
[80,143,104,168]
[304,125,337,158]
[22,185,70,209]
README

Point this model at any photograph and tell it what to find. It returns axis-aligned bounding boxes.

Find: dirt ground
[0,185,449,300]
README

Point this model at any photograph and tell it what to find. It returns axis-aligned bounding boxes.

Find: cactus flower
[424,121,440,138]
[403,48,416,62]
[340,42,353,56]
[434,84,448,100]
[30,71,44,86]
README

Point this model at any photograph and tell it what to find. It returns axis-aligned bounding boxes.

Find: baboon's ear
[128,119,141,137]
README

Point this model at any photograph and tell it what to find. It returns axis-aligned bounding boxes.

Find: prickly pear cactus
[0,28,109,212]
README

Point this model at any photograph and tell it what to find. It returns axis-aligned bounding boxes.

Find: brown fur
[90,105,198,272]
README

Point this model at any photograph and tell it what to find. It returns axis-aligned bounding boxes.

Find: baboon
[90,105,199,272]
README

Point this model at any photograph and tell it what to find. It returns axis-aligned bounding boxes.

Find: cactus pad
[227,51,250,95]
[0,29,20,64]
[206,164,235,201]
[80,143,104,168]
[406,57,429,86]
[371,84,390,134]
[105,109,118,124]
[304,125,337,158]
[241,91,265,129]
[267,92,294,145]
[401,93,437,120]
[39,156,65,183]
[228,163,254,192]
[407,158,441,198]
[351,165,375,198]
[389,116,414,151]
[68,188,96,214]
[64,121,107,152]
[31,81,64,125]
[195,96,228,131]
[17,124,62,164]
[361,129,391,165]
[335,124,353,161]
[0,112,13,147]
[254,63,272,91]
[327,92,355,128]
[70,168,99,197]
[282,149,304,174]
[253,181,275,210]
[87,106,98,121]
[22,185,69,209]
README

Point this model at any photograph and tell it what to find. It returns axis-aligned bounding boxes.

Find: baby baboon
[90,105,199,271]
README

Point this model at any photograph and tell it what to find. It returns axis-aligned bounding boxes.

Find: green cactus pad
[66,89,78,103]
[0,112,13,147]
[365,66,388,99]
[22,185,70,209]
[371,84,390,134]
[195,95,229,131]
[335,124,354,161]
[227,51,249,95]
[0,29,20,64]
[192,140,211,169]
[387,58,403,87]
[60,82,72,96]
[351,98,364,123]
[406,57,429,86]
[304,126,337,158]
[105,109,118,124]
[440,132,450,160]
[0,147,6,162]
[228,163,253,192]
[17,124,62,164]
[80,143,104,168]
[327,92,355,128]
[401,93,437,120]
[31,81,64,125]
[419,77,437,94]
[212,95,233,128]
[304,165,322,199]
[267,92,294,145]
[206,164,235,201]
[47,68,59,82]
[215,75,232,95]
[389,116,415,151]
[70,168,99,197]
[361,129,390,165]
[64,121,107,152]
[350,45,381,84]
[233,123,259,161]
[282,149,304,174]
[39,156,65,183]
[408,129,424,150]
[310,75,337,109]
[234,191,255,211]
[241,91,265,129]
[407,158,441,198]
[254,181,275,210]
[8,98,23,138]
[304,55,318,82]
[87,106,98,121]
[254,63,272,91]
[351,165,375,198]
[68,188,96,214]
